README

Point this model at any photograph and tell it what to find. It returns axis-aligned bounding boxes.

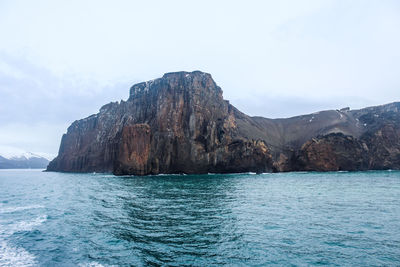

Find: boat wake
[0,205,47,267]
[0,204,44,214]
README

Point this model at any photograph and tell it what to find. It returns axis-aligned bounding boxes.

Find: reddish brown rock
[47,71,274,175]
[296,133,368,171]
[115,124,151,175]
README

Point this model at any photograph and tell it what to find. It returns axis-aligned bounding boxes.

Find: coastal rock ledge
[47,71,400,175]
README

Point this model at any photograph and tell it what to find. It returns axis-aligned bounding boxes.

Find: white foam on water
[0,213,47,266]
[7,215,47,235]
[0,205,44,214]
[0,241,37,267]
[79,262,116,267]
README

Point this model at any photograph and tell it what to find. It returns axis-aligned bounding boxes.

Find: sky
[0,0,400,158]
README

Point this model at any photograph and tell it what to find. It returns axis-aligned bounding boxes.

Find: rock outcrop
[292,103,400,171]
[47,71,400,175]
[295,133,369,171]
[47,71,274,175]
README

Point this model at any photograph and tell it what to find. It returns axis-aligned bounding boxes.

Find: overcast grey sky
[0,0,400,157]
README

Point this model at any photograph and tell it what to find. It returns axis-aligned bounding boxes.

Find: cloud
[0,54,130,154]
[0,122,66,157]
[0,0,399,154]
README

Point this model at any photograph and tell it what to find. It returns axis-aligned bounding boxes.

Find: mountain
[0,148,50,169]
[47,71,400,175]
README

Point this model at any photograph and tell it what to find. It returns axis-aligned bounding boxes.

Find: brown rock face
[115,124,151,175]
[358,114,400,170]
[47,71,274,175]
[290,104,400,172]
[296,133,369,171]
[47,71,400,175]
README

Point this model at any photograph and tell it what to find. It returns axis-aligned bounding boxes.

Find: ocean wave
[0,241,36,267]
[79,261,116,267]
[0,205,44,214]
[0,214,47,266]
[2,215,47,236]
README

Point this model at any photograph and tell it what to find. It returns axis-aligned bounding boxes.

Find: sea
[0,169,399,266]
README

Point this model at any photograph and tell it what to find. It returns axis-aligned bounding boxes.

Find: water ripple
[0,170,400,265]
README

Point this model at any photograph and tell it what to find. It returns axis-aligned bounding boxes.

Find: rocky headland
[47,71,400,175]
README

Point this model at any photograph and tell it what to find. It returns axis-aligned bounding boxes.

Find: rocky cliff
[47,71,274,175]
[47,71,400,175]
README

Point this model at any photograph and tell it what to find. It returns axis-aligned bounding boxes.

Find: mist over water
[0,170,400,266]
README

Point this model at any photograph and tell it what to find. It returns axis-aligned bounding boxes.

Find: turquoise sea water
[0,170,399,266]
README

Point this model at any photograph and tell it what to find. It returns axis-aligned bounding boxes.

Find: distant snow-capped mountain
[0,146,52,169]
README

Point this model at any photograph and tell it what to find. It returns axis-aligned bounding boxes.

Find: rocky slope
[47,71,400,175]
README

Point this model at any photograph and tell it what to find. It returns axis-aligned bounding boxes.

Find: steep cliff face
[47,71,274,175]
[47,71,400,175]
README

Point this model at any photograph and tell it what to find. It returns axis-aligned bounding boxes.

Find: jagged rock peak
[129,71,219,99]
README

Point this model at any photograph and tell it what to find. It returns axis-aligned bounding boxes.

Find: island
[47,71,400,175]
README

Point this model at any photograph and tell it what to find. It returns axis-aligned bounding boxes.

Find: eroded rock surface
[295,133,369,171]
[47,71,400,175]
[47,71,274,175]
